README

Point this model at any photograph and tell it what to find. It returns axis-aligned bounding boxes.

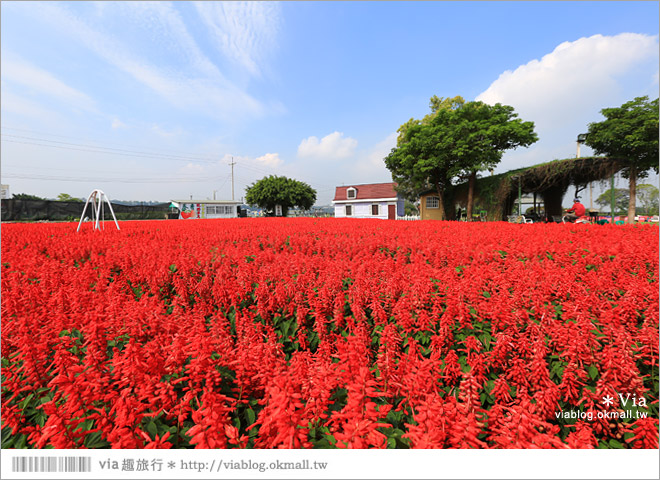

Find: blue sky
[1,1,658,205]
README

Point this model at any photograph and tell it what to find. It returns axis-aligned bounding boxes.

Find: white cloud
[151,124,184,138]
[297,132,358,159]
[179,162,205,176]
[193,1,281,78]
[27,2,268,122]
[351,132,397,181]
[476,33,659,172]
[116,2,226,79]
[2,56,96,112]
[364,132,397,170]
[0,90,69,126]
[255,153,283,168]
[477,33,658,128]
[111,117,127,129]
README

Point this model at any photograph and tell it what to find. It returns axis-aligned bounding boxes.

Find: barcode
[11,456,92,473]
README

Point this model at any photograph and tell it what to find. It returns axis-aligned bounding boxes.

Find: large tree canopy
[385,99,537,219]
[636,183,659,215]
[386,120,454,218]
[446,102,538,218]
[245,175,316,217]
[596,188,630,214]
[585,96,659,223]
[396,95,465,146]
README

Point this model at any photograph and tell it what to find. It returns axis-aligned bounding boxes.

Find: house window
[346,205,353,216]
[426,196,440,209]
[371,204,379,216]
[347,188,356,199]
[207,205,234,215]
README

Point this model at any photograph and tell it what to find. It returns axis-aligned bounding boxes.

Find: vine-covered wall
[451,157,625,221]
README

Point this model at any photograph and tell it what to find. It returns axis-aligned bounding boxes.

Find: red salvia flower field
[1,218,658,449]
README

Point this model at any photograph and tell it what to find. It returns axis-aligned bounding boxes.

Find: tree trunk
[436,185,446,220]
[466,170,476,221]
[627,166,637,224]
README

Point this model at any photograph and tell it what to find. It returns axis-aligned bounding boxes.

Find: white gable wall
[334,201,393,219]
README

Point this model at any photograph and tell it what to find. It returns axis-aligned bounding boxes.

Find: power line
[1,134,313,183]
[2,173,230,184]
[1,134,220,164]
[1,126,220,162]
[234,161,336,190]
[1,131,294,177]
[1,163,187,176]
[1,127,342,191]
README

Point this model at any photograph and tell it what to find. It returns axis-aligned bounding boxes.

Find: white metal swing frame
[76,189,120,232]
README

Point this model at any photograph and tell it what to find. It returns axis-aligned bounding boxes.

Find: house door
[388,204,396,220]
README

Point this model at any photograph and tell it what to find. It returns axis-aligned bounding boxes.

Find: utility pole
[576,133,587,159]
[229,157,236,201]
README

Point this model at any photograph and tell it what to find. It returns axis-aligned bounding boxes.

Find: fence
[396,215,420,221]
[1,199,170,222]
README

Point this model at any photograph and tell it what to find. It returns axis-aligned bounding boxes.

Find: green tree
[585,96,659,223]
[391,95,466,209]
[386,121,455,219]
[404,199,419,216]
[396,95,465,146]
[12,193,44,200]
[596,188,629,214]
[446,102,537,218]
[636,183,659,215]
[386,99,537,219]
[245,175,316,217]
[56,193,83,202]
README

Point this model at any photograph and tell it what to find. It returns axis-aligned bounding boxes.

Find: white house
[332,182,404,219]
[170,200,242,219]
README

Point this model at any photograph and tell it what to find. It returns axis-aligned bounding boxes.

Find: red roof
[333,182,398,201]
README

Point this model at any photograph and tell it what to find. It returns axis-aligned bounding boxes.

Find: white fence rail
[396,215,420,221]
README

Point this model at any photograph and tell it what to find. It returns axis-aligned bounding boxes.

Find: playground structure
[77,189,120,232]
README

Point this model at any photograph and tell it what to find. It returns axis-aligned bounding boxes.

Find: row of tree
[11,185,317,219]
[386,96,538,220]
[11,193,83,202]
[596,185,659,216]
[11,95,657,221]
[14,181,658,220]
[384,95,659,222]
[585,97,659,222]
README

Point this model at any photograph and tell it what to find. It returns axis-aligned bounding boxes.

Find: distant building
[419,189,493,221]
[332,182,404,219]
[170,199,243,219]
[289,205,334,217]
[1,184,9,200]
